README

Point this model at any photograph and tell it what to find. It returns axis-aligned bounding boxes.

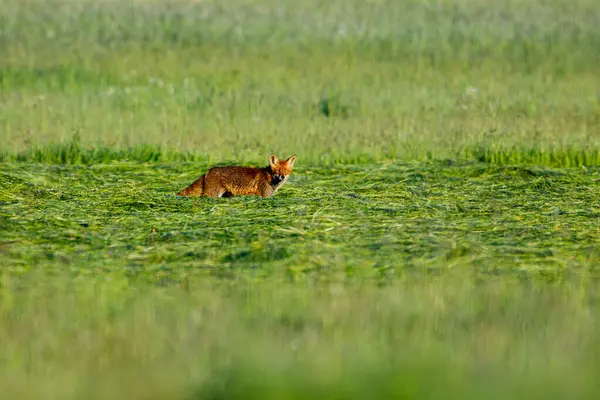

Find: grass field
[1,0,600,398]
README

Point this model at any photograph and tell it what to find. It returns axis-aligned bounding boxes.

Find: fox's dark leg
[222,191,234,198]
[177,175,205,196]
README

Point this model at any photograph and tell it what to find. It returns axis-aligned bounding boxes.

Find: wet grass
[1,0,600,398]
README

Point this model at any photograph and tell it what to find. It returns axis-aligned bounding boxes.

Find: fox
[177,153,297,198]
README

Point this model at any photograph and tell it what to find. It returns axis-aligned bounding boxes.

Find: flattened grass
[2,161,599,280]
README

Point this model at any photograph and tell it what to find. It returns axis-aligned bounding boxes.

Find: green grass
[2,161,600,398]
[1,0,599,164]
[2,161,600,279]
[1,0,600,398]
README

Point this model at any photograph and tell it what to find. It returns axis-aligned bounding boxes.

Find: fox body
[177,154,296,198]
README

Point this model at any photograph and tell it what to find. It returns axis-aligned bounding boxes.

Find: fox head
[269,153,296,187]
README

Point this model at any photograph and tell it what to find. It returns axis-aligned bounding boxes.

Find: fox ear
[286,155,296,167]
[269,154,279,167]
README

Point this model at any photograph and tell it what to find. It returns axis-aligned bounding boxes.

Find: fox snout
[272,174,285,185]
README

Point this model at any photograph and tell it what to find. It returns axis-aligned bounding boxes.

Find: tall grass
[0,0,598,165]
[4,133,600,167]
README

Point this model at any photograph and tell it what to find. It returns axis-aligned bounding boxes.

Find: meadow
[1,0,600,398]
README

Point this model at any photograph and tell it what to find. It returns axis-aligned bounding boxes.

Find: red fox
[177,154,297,198]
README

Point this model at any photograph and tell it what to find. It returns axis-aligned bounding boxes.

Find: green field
[1,0,600,398]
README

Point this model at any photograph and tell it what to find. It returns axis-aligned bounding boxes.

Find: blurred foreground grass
[2,273,600,399]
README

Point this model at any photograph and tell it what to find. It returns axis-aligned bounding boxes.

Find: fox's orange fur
[177,154,297,198]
